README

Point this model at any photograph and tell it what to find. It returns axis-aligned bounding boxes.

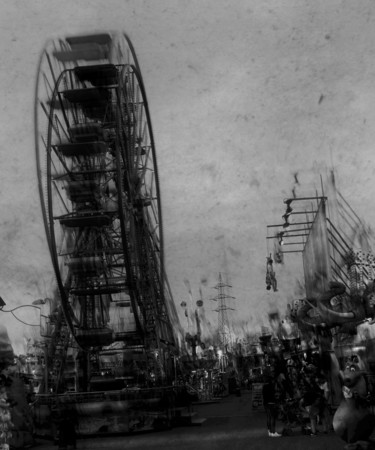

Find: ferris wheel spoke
[42,72,55,102]
[135,81,141,120]
[137,147,151,190]
[46,52,59,89]
[52,183,70,215]
[148,197,159,227]
[130,68,137,102]
[51,148,72,178]
[40,102,60,139]
[141,113,148,143]
[54,114,71,141]
[149,171,154,198]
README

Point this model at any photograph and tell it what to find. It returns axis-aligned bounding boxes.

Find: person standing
[316,374,332,433]
[58,407,78,450]
[300,376,324,436]
[262,372,282,437]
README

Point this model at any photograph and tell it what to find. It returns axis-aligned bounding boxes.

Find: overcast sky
[2,0,375,353]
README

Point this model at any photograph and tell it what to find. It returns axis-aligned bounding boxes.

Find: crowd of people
[261,352,334,437]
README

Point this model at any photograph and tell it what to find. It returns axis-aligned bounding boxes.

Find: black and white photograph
[1,1,375,449]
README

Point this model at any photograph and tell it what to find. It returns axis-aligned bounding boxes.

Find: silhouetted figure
[262,372,282,437]
[58,408,77,450]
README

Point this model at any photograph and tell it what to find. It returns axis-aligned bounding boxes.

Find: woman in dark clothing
[262,374,282,437]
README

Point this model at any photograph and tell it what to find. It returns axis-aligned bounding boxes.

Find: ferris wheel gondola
[34,32,177,355]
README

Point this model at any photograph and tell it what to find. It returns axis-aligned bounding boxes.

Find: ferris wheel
[34,32,179,355]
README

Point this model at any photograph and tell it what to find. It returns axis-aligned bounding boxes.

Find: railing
[35,385,188,405]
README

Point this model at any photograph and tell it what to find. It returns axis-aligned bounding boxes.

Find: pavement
[31,390,347,450]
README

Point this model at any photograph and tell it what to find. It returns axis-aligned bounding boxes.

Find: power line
[0,304,41,327]
[10,311,40,327]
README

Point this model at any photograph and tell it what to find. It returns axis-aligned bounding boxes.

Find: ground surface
[31,390,348,450]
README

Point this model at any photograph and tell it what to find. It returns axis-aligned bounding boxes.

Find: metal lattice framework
[211,273,235,351]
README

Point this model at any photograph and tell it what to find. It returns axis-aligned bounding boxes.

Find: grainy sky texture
[1,0,375,353]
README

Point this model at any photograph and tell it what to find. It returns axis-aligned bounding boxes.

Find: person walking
[262,371,282,437]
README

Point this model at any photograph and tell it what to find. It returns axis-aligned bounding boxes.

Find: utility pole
[212,273,235,352]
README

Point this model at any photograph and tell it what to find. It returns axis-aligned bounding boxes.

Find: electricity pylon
[211,273,235,351]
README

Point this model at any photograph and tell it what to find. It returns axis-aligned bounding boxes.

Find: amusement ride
[32,31,187,434]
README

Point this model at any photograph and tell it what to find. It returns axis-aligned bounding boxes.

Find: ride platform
[32,385,204,439]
